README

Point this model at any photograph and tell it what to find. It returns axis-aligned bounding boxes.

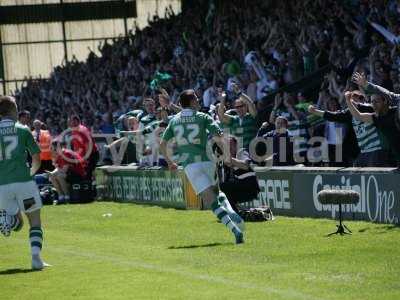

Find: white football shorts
[0,181,43,215]
[184,161,216,195]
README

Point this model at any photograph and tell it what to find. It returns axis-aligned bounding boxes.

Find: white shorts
[0,181,42,215]
[184,161,216,195]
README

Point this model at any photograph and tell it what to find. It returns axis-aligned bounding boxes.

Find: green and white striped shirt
[352,119,383,153]
[225,113,257,149]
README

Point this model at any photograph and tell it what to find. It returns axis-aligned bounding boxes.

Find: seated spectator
[48,141,87,204]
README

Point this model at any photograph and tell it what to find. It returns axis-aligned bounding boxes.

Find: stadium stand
[10,0,400,169]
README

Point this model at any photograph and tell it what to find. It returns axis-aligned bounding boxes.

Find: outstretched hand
[308,105,317,114]
[344,91,352,100]
[168,162,178,171]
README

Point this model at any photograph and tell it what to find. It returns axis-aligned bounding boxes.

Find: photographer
[216,136,260,213]
[48,141,87,204]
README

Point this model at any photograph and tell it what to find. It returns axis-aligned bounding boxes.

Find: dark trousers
[353,150,396,167]
[36,160,55,174]
[86,151,100,179]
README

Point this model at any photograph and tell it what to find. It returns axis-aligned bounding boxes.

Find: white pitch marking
[49,244,321,300]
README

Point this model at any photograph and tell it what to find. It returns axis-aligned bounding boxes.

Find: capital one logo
[312,175,398,224]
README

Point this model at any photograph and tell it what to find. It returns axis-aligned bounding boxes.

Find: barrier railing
[95,166,201,209]
[95,166,400,224]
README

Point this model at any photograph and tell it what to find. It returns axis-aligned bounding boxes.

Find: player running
[0,96,50,270]
[160,89,245,244]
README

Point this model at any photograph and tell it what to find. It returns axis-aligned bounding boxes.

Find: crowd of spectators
[11,0,400,168]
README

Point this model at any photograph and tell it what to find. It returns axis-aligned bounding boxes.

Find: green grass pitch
[1,202,399,300]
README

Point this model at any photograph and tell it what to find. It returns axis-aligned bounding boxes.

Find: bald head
[33,119,43,130]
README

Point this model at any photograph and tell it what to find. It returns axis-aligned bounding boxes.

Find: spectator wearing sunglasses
[217,84,257,150]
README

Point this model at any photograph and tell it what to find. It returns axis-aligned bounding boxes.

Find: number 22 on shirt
[174,124,200,145]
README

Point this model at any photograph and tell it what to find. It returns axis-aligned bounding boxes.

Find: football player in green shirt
[160,90,245,244]
[0,96,50,270]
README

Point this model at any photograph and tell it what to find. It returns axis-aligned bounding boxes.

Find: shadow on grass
[168,242,231,249]
[0,268,38,275]
[359,223,400,233]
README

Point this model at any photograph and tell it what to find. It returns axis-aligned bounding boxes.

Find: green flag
[150,71,172,90]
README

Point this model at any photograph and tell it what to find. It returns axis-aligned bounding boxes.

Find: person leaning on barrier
[344,90,400,165]
[269,92,310,163]
[316,98,347,167]
[216,136,260,214]
[261,116,296,166]
[308,91,395,167]
[105,116,139,165]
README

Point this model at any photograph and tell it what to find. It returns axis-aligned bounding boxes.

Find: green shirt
[226,113,257,149]
[161,109,221,167]
[0,119,40,185]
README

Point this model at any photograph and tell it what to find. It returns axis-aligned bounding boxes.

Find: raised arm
[216,89,233,125]
[344,91,373,124]
[353,72,400,104]
[308,105,325,117]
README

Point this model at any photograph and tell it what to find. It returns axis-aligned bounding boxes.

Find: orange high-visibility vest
[32,130,52,161]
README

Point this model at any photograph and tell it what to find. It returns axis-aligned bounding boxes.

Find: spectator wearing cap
[32,119,54,173]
